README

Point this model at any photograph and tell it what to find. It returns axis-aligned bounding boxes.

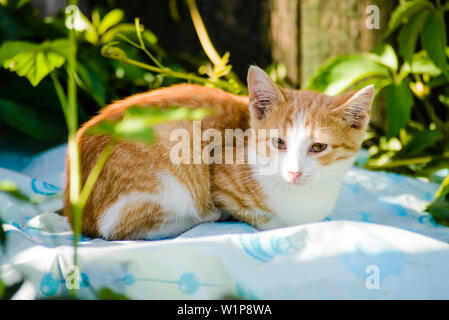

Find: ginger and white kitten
[64,66,374,240]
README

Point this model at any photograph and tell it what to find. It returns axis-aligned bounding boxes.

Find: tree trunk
[269,0,300,86]
[269,0,396,88]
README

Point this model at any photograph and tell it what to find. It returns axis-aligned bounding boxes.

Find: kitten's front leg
[212,196,274,228]
[200,209,222,222]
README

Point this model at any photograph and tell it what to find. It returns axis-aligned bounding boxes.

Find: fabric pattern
[1,145,448,299]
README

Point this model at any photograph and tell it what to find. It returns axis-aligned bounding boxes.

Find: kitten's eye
[272,138,287,150]
[309,143,327,153]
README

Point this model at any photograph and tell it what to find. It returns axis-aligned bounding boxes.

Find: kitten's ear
[247,66,285,120]
[334,85,375,129]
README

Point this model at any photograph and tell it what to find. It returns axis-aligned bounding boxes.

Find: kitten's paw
[202,210,222,222]
[257,218,282,230]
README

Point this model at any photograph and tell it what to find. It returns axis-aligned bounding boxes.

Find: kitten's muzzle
[287,171,303,183]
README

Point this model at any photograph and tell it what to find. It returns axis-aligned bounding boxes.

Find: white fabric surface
[1,144,449,299]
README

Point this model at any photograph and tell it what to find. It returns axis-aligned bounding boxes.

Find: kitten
[64,66,374,240]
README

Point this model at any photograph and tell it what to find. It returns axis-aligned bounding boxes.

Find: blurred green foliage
[0,0,214,300]
[0,0,448,300]
[307,0,449,224]
[0,0,184,142]
[0,0,241,143]
[87,106,213,144]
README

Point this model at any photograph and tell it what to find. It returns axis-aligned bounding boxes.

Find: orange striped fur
[64,66,374,240]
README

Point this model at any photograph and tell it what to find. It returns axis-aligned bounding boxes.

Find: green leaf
[384,81,414,138]
[47,38,73,59]
[116,106,212,143]
[348,76,392,98]
[0,280,24,300]
[0,40,36,64]
[100,23,137,43]
[101,23,158,46]
[16,0,29,8]
[126,106,213,124]
[4,0,29,9]
[115,121,155,143]
[0,180,42,204]
[101,42,128,63]
[401,129,442,157]
[436,174,449,198]
[306,55,390,95]
[426,195,449,224]
[365,44,398,71]
[385,0,433,37]
[79,11,98,45]
[101,23,133,43]
[0,180,29,201]
[0,39,70,86]
[96,287,130,300]
[142,29,158,45]
[399,10,429,63]
[85,119,116,136]
[98,9,124,35]
[400,50,442,77]
[421,10,449,79]
[86,106,213,144]
[0,98,66,140]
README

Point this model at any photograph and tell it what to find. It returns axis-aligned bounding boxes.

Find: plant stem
[109,3,244,93]
[50,72,68,121]
[116,34,142,51]
[186,0,221,65]
[117,32,165,70]
[66,0,82,268]
[121,55,239,92]
[78,140,116,209]
[185,0,245,90]
[106,40,240,92]
[423,99,447,139]
[435,173,449,198]
[134,18,165,69]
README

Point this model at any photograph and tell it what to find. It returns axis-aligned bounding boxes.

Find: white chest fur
[253,158,354,230]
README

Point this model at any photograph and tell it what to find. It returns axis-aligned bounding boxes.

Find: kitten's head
[247,66,374,185]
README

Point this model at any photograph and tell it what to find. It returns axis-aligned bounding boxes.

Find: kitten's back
[64,84,249,239]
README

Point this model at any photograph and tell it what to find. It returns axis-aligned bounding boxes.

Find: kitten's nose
[287,171,303,182]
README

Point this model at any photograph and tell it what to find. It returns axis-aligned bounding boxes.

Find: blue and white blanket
[1,145,449,299]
